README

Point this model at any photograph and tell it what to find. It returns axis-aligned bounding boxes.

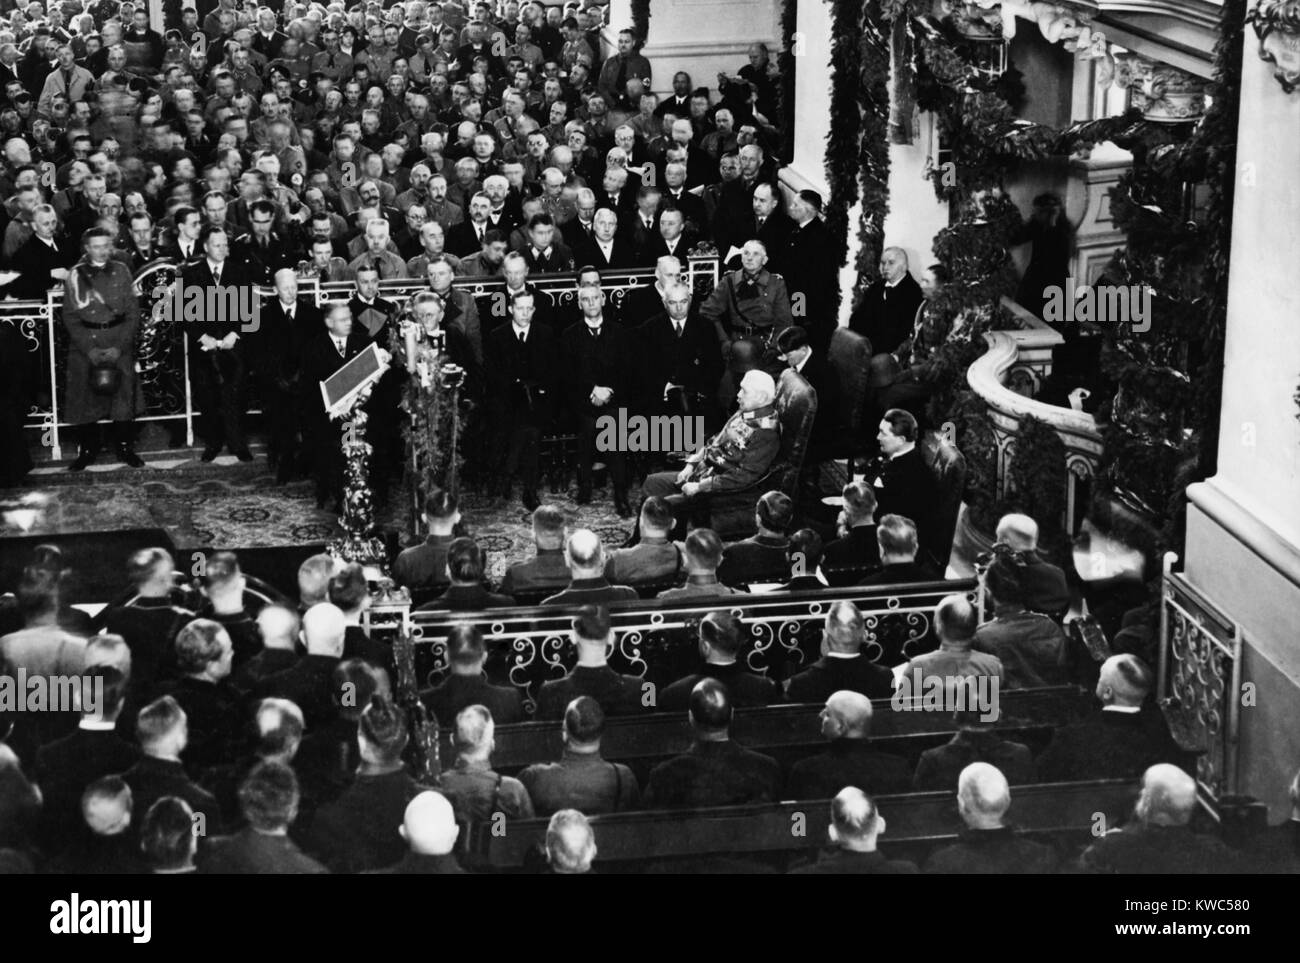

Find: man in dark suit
[501,506,573,598]
[848,246,925,356]
[644,678,781,808]
[542,531,639,607]
[788,690,912,798]
[154,619,244,772]
[786,600,895,702]
[822,481,882,586]
[183,225,255,461]
[485,288,557,510]
[34,666,140,844]
[775,325,839,467]
[99,549,195,700]
[415,538,516,612]
[867,408,938,552]
[420,624,524,727]
[923,763,1058,873]
[717,491,795,586]
[199,761,327,873]
[1078,763,1245,874]
[913,711,1036,791]
[301,697,422,873]
[727,182,792,266]
[659,610,779,711]
[995,513,1072,620]
[637,277,724,431]
[641,207,700,267]
[778,190,838,353]
[158,205,204,263]
[857,514,941,589]
[373,791,467,874]
[789,788,919,874]
[518,696,641,817]
[575,207,637,272]
[517,212,574,274]
[660,164,707,236]
[255,270,320,482]
[445,191,492,256]
[122,695,224,834]
[1038,654,1190,782]
[561,281,633,513]
[393,491,460,595]
[535,605,644,720]
[256,603,347,732]
[299,303,390,511]
[6,203,75,298]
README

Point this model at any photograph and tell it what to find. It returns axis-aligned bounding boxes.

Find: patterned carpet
[2,453,634,585]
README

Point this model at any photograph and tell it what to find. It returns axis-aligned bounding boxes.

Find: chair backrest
[827,326,871,434]
[922,432,967,568]
[773,367,817,495]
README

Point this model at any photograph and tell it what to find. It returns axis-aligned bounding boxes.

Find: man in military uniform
[699,240,793,361]
[641,368,781,533]
[231,199,294,285]
[62,226,144,470]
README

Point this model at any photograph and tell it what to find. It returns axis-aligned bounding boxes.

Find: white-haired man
[789,787,918,874]
[640,368,780,534]
[546,809,597,874]
[1078,764,1244,873]
[923,763,1057,873]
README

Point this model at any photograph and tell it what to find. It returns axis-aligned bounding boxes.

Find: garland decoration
[778,0,798,164]
[823,0,866,304]
[856,2,893,281]
[630,0,650,44]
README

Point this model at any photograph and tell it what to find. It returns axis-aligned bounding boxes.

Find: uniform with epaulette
[699,267,794,349]
[61,255,143,468]
[641,402,781,520]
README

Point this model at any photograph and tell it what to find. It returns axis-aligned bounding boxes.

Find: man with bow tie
[62,226,143,471]
[181,225,255,463]
[562,280,633,516]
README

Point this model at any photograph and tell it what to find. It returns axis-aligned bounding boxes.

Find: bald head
[824,600,864,654]
[565,528,604,575]
[257,604,300,651]
[301,603,346,657]
[996,513,1039,551]
[1137,764,1198,826]
[957,762,1011,829]
[822,690,872,739]
[546,809,596,873]
[82,776,132,836]
[829,787,882,849]
[400,791,460,855]
[1096,653,1153,708]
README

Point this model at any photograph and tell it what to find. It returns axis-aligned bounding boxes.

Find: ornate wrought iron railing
[1158,552,1243,801]
[392,578,981,716]
[11,256,721,459]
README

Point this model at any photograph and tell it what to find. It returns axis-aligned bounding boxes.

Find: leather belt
[81,317,127,331]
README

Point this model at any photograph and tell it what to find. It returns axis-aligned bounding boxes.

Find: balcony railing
[965,298,1105,535]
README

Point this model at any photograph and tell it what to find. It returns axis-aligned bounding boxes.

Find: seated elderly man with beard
[639,369,780,537]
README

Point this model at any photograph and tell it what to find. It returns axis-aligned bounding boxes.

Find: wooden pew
[473,778,1139,869]
[437,685,1093,770]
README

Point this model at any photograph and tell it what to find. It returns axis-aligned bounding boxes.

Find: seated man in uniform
[640,369,780,536]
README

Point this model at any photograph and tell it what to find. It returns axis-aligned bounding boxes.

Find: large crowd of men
[0,0,856,518]
[1,528,1296,874]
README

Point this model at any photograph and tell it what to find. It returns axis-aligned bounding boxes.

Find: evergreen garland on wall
[631,0,650,44]
[823,0,865,302]
[856,2,893,280]
[778,0,798,164]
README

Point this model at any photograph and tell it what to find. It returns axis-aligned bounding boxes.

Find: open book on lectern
[320,342,387,419]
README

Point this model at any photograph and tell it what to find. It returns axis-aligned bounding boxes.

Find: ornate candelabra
[327,400,389,567]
